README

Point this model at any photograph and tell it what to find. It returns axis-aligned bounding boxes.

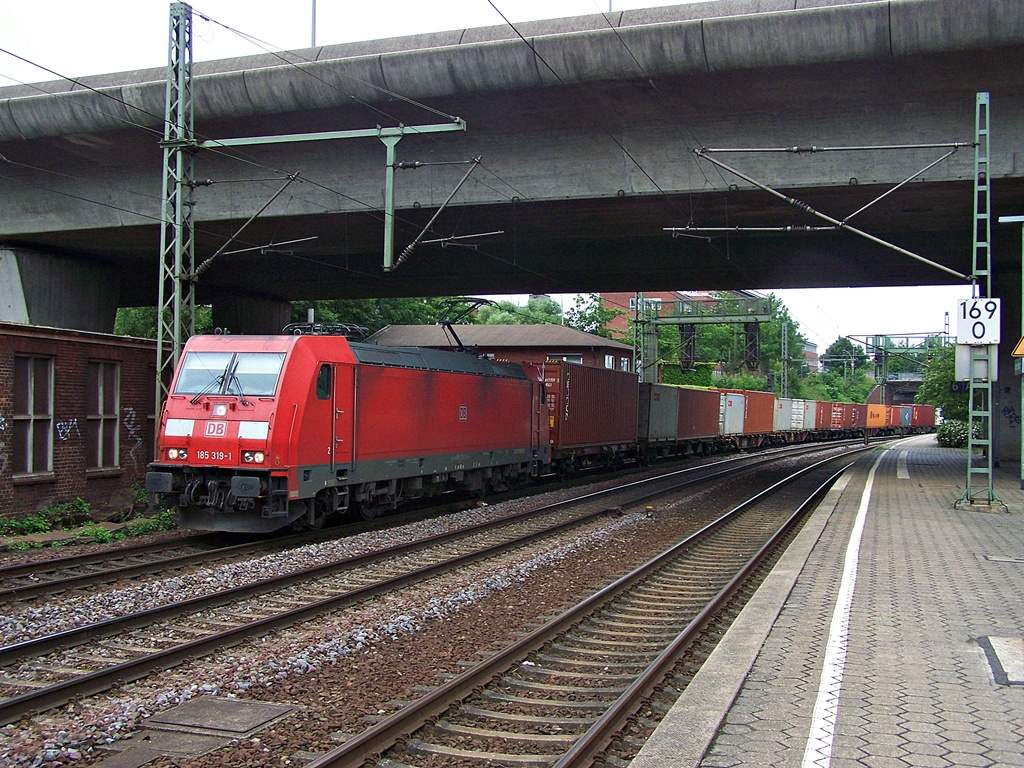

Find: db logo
[458,405,468,421]
[205,421,227,438]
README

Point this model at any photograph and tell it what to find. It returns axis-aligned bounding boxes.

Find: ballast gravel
[1,497,586,646]
[0,454,816,766]
[0,474,685,766]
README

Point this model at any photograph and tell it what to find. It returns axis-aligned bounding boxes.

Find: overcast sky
[0,0,974,349]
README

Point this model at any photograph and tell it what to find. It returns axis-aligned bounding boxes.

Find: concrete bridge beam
[209,293,292,336]
[0,247,119,332]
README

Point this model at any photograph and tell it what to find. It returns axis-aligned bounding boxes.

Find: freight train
[146,329,935,533]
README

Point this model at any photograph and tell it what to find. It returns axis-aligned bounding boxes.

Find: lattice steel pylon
[959,91,1001,509]
[156,2,197,420]
[780,320,789,398]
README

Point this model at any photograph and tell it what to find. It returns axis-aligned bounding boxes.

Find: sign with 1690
[957,298,1000,345]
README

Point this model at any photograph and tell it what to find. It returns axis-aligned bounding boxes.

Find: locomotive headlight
[168,448,187,460]
[243,451,265,463]
[243,451,253,463]
[254,451,265,463]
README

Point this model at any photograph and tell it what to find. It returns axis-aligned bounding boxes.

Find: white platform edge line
[801,448,888,768]
[628,467,857,768]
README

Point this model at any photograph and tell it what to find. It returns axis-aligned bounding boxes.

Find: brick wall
[0,323,157,520]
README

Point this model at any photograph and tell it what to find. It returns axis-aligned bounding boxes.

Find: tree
[565,294,625,339]
[821,337,868,374]
[477,296,562,325]
[917,343,966,421]
[291,297,453,336]
[114,306,213,338]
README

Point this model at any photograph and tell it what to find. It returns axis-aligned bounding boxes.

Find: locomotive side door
[332,364,356,472]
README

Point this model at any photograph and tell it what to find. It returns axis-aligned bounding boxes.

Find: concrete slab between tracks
[632,434,1024,768]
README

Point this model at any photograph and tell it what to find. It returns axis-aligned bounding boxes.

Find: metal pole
[311,0,316,46]
[156,2,195,441]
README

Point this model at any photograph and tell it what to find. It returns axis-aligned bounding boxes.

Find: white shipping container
[802,400,818,430]
[774,399,794,432]
[720,392,746,435]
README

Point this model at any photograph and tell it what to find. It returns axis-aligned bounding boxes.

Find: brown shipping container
[827,405,851,430]
[866,405,888,428]
[887,405,902,427]
[912,404,936,427]
[851,404,868,429]
[816,401,834,430]
[544,361,638,450]
[719,389,775,435]
[677,387,722,440]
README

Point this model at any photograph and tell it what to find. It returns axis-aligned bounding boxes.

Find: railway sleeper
[402,738,555,767]
[557,632,669,648]
[431,720,580,746]
[481,690,609,711]
[546,644,655,661]
[520,667,638,684]
[534,653,647,672]
[502,677,624,697]
[459,704,593,728]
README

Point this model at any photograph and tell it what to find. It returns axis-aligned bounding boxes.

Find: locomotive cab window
[316,364,331,400]
[174,351,285,398]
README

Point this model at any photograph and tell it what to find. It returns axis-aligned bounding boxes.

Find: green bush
[936,420,973,448]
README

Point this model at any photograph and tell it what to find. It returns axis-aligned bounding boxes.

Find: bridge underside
[0,177,1009,303]
[2,3,1024,308]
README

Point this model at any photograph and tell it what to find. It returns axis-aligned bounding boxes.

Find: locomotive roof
[179,334,529,378]
[366,323,632,351]
[350,342,529,379]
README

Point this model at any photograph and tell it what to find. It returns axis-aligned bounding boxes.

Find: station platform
[632,434,1024,768]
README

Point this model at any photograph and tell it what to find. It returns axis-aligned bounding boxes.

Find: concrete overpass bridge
[1,0,1023,335]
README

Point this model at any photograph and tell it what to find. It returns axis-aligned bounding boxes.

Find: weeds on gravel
[121,509,177,537]
[0,511,53,536]
[81,522,116,544]
[0,498,90,537]
[1,495,177,547]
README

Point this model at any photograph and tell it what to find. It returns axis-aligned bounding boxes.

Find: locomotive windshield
[174,351,286,398]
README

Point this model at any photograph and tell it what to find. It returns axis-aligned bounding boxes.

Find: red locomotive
[146,329,550,532]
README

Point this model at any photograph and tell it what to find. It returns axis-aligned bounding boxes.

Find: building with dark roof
[366,324,635,372]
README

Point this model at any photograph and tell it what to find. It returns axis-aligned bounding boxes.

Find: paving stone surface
[699,437,1024,768]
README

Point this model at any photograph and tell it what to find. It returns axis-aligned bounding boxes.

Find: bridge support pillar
[993,263,1022,474]
[0,247,119,333]
[210,293,291,335]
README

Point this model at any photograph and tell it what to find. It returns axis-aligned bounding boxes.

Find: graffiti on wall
[0,415,7,475]
[56,418,82,443]
[123,407,144,472]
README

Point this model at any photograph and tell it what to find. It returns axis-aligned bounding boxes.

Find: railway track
[0,439,869,605]
[303,452,862,768]
[0,507,461,603]
[0,440,869,728]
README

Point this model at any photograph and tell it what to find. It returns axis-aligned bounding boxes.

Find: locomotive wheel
[306,498,329,530]
[357,502,378,521]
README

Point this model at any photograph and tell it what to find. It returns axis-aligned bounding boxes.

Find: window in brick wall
[13,355,54,475]
[87,361,120,469]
